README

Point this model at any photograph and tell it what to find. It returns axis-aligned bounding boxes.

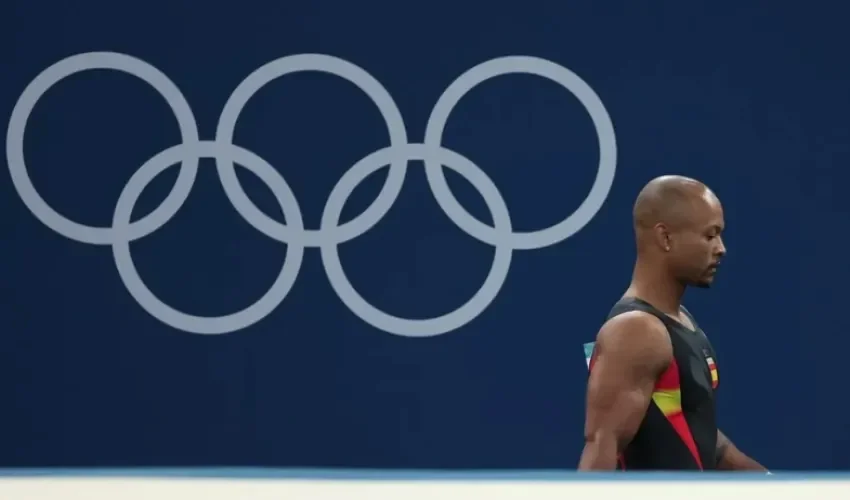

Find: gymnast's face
[664,191,726,288]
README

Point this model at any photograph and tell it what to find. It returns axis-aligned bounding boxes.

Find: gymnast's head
[632,175,726,288]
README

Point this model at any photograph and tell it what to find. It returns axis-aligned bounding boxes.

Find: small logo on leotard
[705,355,719,389]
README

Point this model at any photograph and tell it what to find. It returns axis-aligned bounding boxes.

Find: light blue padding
[584,341,595,367]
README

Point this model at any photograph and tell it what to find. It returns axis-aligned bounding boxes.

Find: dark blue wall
[3,2,848,471]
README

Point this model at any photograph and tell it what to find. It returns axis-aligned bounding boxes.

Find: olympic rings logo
[6,52,617,337]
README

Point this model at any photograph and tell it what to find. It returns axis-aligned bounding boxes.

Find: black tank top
[599,297,720,470]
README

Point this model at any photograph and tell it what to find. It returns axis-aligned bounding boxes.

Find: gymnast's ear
[652,222,671,251]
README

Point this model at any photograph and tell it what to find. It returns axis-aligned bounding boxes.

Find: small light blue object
[583,342,595,368]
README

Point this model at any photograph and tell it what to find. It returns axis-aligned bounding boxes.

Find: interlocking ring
[6,51,617,337]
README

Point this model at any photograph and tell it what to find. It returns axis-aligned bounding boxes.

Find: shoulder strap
[608,296,668,324]
[679,305,700,330]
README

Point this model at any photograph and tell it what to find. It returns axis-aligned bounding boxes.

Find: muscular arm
[716,429,767,471]
[577,311,673,470]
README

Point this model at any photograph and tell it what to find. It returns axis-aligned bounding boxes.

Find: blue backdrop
[3,2,848,471]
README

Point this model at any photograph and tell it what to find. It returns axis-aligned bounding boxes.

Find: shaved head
[633,175,713,231]
[631,175,726,288]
